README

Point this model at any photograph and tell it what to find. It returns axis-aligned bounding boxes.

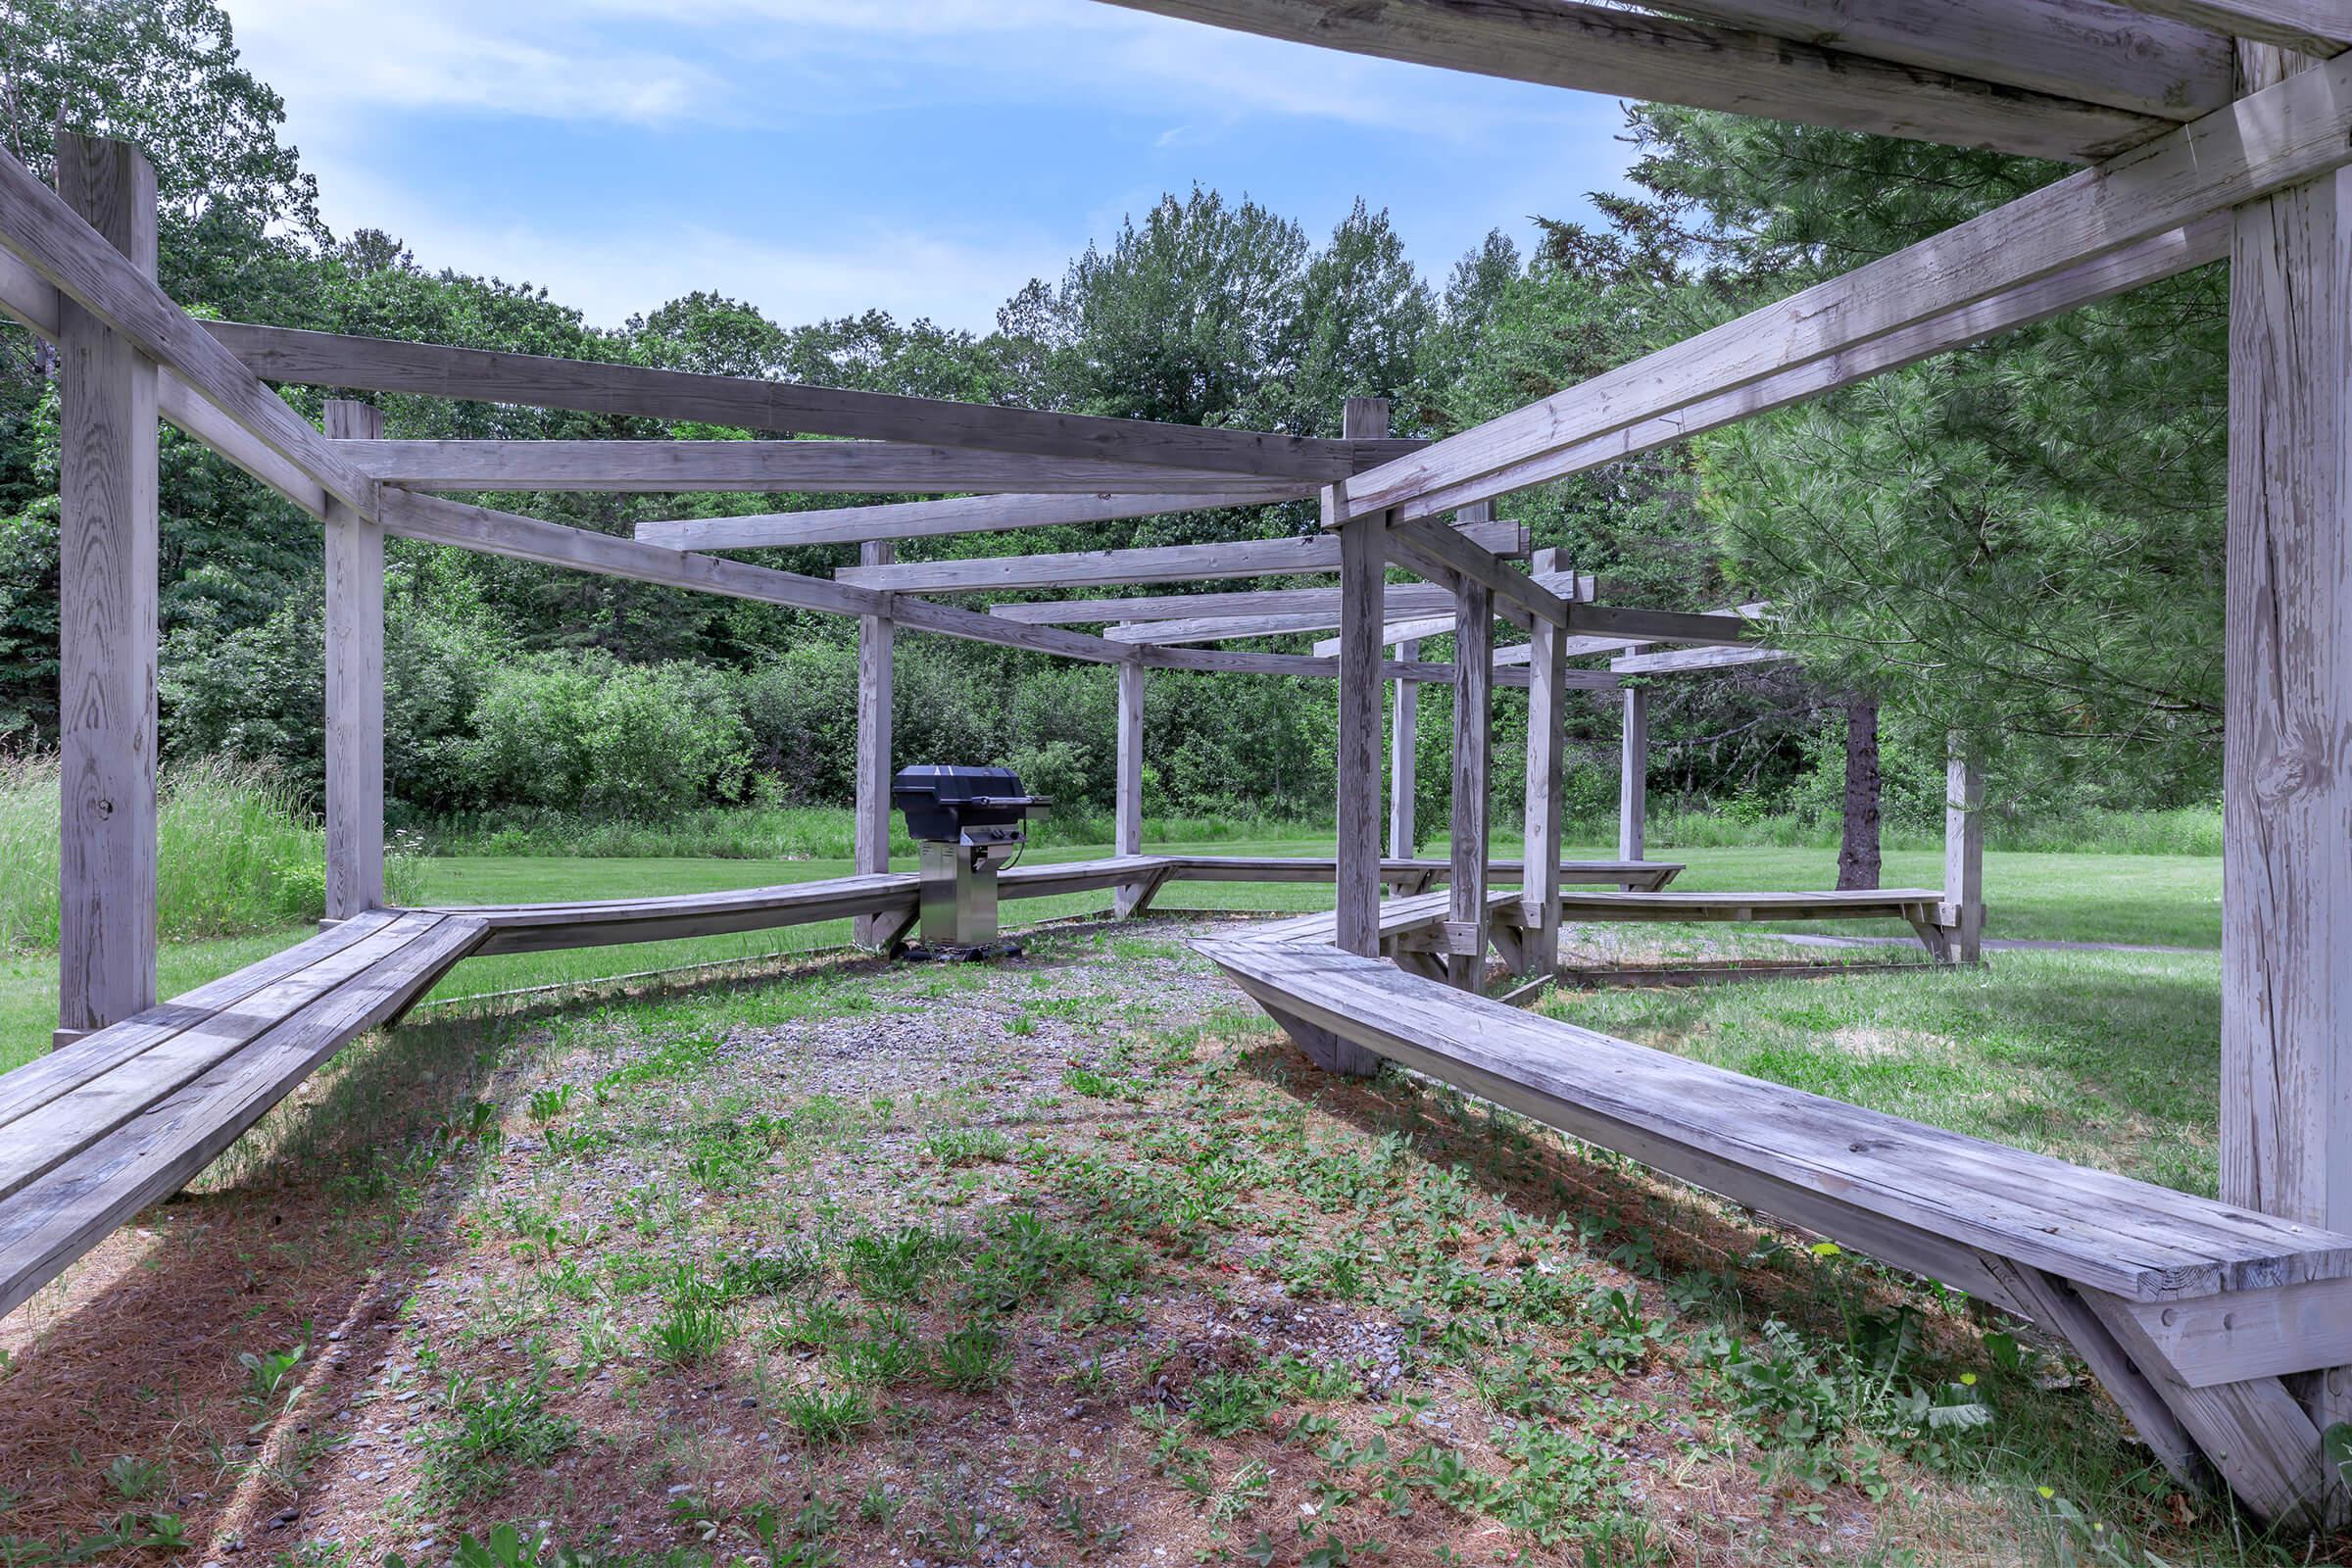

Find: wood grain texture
[1610,644,1793,674]
[0,143,371,514]
[336,438,1291,496]
[2108,0,2348,54]
[1096,0,2170,161]
[1521,565,1567,976]
[1945,740,1985,963]
[1191,938,2352,1301]
[836,518,1525,592]
[54,132,158,1039]
[2222,115,2352,1235]
[1446,511,1495,991]
[853,541,897,948]
[1390,638,1418,859]
[636,487,1310,550]
[999,581,1458,624]
[1112,657,1149,917]
[323,401,385,921]
[1331,50,2352,523]
[1328,402,1389,1055]
[1618,687,1647,865]
[1395,218,2230,524]
[212,319,1419,481]
[1662,0,2234,120]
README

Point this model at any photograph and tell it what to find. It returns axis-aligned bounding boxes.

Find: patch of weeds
[767,1298,858,1351]
[831,1306,925,1386]
[526,1084,576,1123]
[1061,1065,1141,1102]
[236,1330,308,1431]
[930,1322,1009,1393]
[924,1126,1011,1166]
[1187,1364,1279,1439]
[647,1268,732,1365]
[844,1223,958,1303]
[721,1243,823,1298]
[428,1369,576,1497]
[779,1387,874,1445]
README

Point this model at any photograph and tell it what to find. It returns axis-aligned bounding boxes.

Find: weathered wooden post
[853,539,896,948]
[1111,652,1149,916]
[1389,638,1417,860]
[55,131,159,1044]
[1943,737,1984,964]
[1521,549,1567,978]
[2223,42,2352,1274]
[1446,503,1495,990]
[323,399,385,921]
[1617,686,1647,882]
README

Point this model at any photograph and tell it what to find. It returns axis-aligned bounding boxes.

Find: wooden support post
[1389,638,1418,858]
[1521,550,1567,978]
[323,399,384,921]
[1112,654,1149,917]
[1618,685,1647,885]
[2222,48,2352,1472]
[1447,504,1495,990]
[1295,397,1393,1076]
[853,540,897,949]
[54,132,159,1044]
[1944,736,1984,964]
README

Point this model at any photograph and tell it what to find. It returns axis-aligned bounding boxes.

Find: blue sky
[220,0,1640,334]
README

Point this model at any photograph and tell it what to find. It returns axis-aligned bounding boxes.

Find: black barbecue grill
[891,765,1050,956]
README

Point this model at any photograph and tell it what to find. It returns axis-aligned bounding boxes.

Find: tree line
[0,0,2226,857]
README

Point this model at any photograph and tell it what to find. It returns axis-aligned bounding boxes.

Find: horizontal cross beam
[212,319,1422,481]
[634,487,1312,550]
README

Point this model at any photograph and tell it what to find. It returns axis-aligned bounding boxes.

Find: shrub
[465,650,751,819]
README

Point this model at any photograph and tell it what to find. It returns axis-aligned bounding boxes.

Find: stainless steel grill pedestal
[891,765,1049,960]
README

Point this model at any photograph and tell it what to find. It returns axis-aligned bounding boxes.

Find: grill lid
[892,764,1049,841]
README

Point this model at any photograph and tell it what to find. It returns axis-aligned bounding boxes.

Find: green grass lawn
[0,836,2221,1073]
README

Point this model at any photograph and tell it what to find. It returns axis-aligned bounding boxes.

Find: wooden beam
[1609,644,1793,674]
[1315,571,1601,656]
[1331,50,2352,524]
[836,517,1526,592]
[853,541,896,948]
[1325,400,1392,1075]
[1522,583,1567,976]
[1136,645,1571,689]
[1387,514,1569,625]
[1619,687,1647,867]
[334,438,1294,496]
[2107,0,2348,54]
[2223,42,2352,1240]
[1447,535,1495,991]
[210,319,1422,481]
[322,400,385,922]
[1498,601,1775,665]
[635,487,1310,550]
[1095,0,2170,162]
[53,132,158,1041]
[0,144,373,515]
[1112,657,1148,917]
[1390,638,1418,859]
[1944,738,1985,964]
[996,580,1457,624]
[1660,0,2236,121]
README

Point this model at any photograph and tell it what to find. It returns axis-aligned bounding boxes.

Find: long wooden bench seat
[1170,856,1683,892]
[1248,886,1525,950]
[1195,936,2352,1526]
[1550,886,1960,958]
[0,909,487,1321]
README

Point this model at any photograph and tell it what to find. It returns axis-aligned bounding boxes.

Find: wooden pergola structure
[2,0,2349,1529]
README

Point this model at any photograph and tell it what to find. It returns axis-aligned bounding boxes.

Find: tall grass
[0,753,422,953]
[1636,805,2223,858]
[423,805,1331,860]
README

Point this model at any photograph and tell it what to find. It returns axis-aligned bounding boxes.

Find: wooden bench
[0,909,487,1320]
[1549,887,1961,959]
[1196,936,2352,1527]
[1250,886,1529,979]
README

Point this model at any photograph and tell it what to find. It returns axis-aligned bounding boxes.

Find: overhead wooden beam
[1494,602,1776,665]
[1661,0,2235,121]
[1115,568,1673,646]
[2106,0,2348,54]
[994,580,1460,625]
[0,144,374,514]
[210,319,1423,481]
[635,487,1309,550]
[1386,514,1570,625]
[1610,644,1793,674]
[1095,0,2171,163]
[1331,49,2352,524]
[1135,643,1621,691]
[335,438,1293,496]
[835,517,1526,593]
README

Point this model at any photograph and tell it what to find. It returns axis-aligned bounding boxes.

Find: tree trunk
[1837,695,1882,891]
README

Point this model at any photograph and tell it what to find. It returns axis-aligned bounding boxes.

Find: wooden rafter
[2105,0,2348,54]
[634,488,1310,550]
[1327,47,2352,525]
[210,320,1422,481]
[1095,0,2173,162]
[834,519,1527,593]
